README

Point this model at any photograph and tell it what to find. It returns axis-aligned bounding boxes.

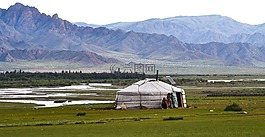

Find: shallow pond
[0,85,116,108]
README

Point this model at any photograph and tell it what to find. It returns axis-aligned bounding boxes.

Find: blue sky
[1,0,265,25]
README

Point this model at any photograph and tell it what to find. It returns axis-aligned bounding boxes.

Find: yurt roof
[118,78,183,93]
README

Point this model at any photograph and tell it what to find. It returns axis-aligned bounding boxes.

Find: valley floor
[1,60,265,75]
[0,77,265,137]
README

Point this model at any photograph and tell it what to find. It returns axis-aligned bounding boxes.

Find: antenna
[156,70,159,81]
[166,76,176,85]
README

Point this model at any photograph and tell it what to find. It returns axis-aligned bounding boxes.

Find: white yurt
[115,78,187,109]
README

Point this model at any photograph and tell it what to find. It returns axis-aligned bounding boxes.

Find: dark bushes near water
[224,103,242,111]
[0,71,146,88]
[0,71,145,81]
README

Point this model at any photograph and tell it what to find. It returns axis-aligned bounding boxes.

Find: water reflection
[0,85,115,108]
[0,99,114,108]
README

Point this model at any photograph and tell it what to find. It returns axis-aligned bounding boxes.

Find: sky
[1,0,265,25]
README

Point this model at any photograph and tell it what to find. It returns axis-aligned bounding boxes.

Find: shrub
[75,121,85,124]
[76,112,86,116]
[224,103,242,111]
[163,117,184,121]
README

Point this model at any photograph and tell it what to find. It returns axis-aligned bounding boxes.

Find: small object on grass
[120,103,127,110]
[238,111,248,114]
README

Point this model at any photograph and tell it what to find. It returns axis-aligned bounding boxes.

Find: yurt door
[175,92,183,107]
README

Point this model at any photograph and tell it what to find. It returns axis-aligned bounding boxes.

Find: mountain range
[1,3,265,69]
[82,15,265,47]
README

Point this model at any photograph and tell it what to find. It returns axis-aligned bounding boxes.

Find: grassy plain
[0,75,265,137]
[0,99,264,137]
[1,59,265,75]
[0,93,265,136]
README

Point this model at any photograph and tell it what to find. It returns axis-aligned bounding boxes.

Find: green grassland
[0,84,265,137]
[0,75,265,137]
[1,59,265,75]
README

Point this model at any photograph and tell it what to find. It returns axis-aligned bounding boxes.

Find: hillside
[101,15,265,46]
[0,48,120,65]
[1,3,265,69]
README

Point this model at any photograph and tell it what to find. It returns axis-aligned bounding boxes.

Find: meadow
[0,75,265,137]
[1,59,265,75]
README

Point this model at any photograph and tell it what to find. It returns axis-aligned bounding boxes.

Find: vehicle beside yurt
[115,78,187,109]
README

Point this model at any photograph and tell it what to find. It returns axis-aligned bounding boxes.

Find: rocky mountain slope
[100,15,265,46]
[0,48,119,65]
[0,3,120,65]
[1,3,265,67]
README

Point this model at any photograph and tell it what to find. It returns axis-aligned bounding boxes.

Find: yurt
[115,78,187,109]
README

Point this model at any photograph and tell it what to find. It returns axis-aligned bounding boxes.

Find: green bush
[224,103,242,111]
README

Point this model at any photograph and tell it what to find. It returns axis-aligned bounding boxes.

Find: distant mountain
[0,48,120,65]
[186,42,265,66]
[1,3,265,67]
[0,48,14,62]
[0,3,187,54]
[99,15,265,46]
[74,22,99,28]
